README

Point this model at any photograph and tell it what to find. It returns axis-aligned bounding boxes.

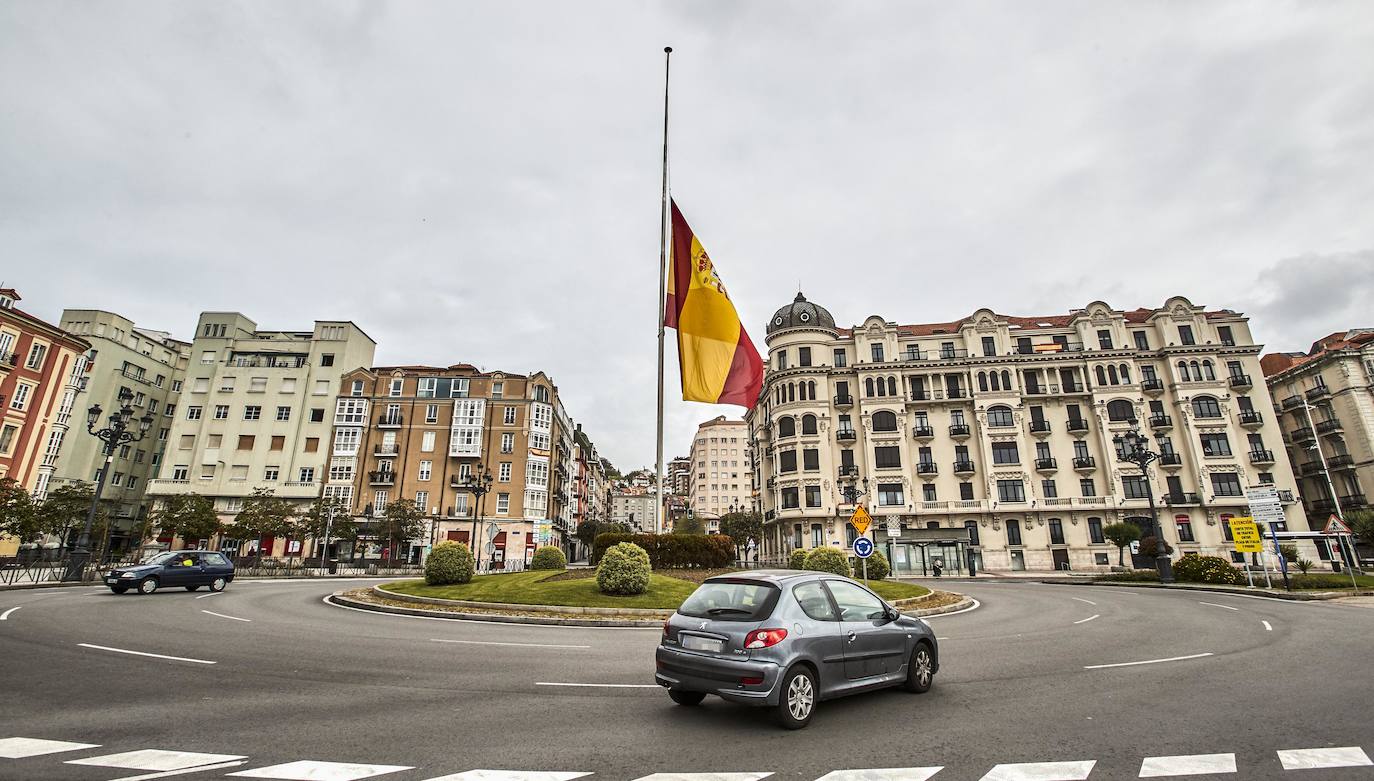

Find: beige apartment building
[610,491,657,532]
[689,416,750,533]
[146,313,376,555]
[53,310,190,551]
[1262,329,1373,553]
[748,293,1310,574]
[327,365,577,566]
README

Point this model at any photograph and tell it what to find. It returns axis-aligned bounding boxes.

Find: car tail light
[744,628,788,649]
[739,675,764,685]
[662,619,671,638]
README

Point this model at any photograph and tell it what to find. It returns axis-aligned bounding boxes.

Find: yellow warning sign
[849,506,873,537]
[1229,516,1264,553]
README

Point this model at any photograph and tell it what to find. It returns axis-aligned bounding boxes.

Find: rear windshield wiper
[706,607,754,616]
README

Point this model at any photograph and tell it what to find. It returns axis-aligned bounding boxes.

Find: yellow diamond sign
[849,506,873,537]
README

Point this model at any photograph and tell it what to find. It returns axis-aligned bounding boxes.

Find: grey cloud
[1251,250,1374,352]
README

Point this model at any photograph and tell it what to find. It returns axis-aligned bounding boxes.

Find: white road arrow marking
[979,761,1095,780]
[228,760,414,780]
[1276,747,1373,770]
[420,772,592,781]
[0,737,100,758]
[0,606,21,620]
[815,768,944,781]
[109,760,249,780]
[67,749,247,771]
[1139,753,1236,777]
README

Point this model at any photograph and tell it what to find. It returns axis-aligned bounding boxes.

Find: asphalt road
[1,577,1370,781]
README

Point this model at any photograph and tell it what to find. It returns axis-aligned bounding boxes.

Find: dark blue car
[105,550,235,595]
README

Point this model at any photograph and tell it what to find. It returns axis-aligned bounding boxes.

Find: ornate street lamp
[64,388,154,581]
[460,463,495,565]
[1112,427,1174,583]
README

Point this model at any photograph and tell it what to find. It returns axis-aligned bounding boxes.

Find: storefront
[884,527,975,576]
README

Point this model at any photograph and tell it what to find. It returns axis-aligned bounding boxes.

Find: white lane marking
[936,636,951,641]
[1072,614,1100,625]
[420,772,592,781]
[0,737,101,758]
[815,768,944,781]
[0,606,21,620]
[1262,620,1273,631]
[535,682,661,689]
[201,610,251,623]
[980,761,1095,780]
[1084,652,1213,670]
[923,597,981,618]
[1139,753,1236,777]
[67,749,248,771]
[631,775,772,781]
[109,760,249,781]
[228,760,414,779]
[194,592,224,600]
[77,643,217,665]
[1197,601,1239,611]
[322,595,659,631]
[1276,747,1373,770]
[430,638,589,650]
[1071,597,1097,606]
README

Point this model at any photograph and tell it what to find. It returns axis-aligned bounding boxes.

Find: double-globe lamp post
[1113,427,1174,584]
[461,463,494,568]
[64,388,153,581]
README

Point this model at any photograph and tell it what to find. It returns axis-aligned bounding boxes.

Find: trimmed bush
[853,550,890,581]
[597,542,652,595]
[591,533,735,569]
[787,548,808,570]
[1289,573,1357,589]
[1172,553,1244,585]
[1098,570,1161,582]
[530,546,567,571]
[804,547,851,577]
[425,542,475,585]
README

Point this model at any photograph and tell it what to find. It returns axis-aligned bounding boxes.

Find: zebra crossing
[2,737,1372,780]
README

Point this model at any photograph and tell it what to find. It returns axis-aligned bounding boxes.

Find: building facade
[1261,329,1373,546]
[146,313,376,556]
[689,416,750,533]
[327,365,577,566]
[53,310,190,548]
[667,456,692,498]
[747,293,1310,573]
[609,491,657,533]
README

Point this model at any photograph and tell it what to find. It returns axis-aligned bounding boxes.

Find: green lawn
[867,580,931,601]
[381,570,698,609]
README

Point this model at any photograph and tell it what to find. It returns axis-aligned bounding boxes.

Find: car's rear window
[678,579,781,621]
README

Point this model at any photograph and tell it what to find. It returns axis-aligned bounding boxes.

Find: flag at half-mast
[664,200,764,409]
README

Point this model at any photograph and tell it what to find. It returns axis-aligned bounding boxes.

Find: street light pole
[461,462,494,570]
[63,388,153,581]
[1297,401,1359,573]
[1113,427,1174,584]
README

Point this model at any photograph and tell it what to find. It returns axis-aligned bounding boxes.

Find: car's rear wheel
[185,585,201,592]
[109,586,128,594]
[903,642,934,693]
[775,666,816,730]
[137,577,158,595]
[668,690,706,706]
[209,577,227,592]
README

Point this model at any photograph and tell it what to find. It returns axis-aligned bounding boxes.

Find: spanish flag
[664,200,764,409]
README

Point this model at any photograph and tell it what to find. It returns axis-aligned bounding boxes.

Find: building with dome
[745,294,1314,573]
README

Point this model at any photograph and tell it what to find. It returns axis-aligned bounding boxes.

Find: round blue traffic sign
[853,536,874,559]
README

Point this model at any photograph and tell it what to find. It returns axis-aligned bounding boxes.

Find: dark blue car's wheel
[209,576,227,592]
[137,577,158,595]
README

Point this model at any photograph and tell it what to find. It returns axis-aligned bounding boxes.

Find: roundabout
[1,578,1371,780]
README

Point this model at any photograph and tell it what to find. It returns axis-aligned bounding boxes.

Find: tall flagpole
[655,46,672,536]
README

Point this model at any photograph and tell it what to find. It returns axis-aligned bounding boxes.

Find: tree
[378,496,427,561]
[232,488,297,559]
[672,514,706,535]
[575,520,602,548]
[1102,521,1142,566]
[718,511,763,558]
[151,493,221,549]
[0,478,40,545]
[299,497,356,559]
[37,482,115,555]
[1348,509,1374,551]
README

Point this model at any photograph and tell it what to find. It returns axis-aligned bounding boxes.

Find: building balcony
[377,413,404,428]
[953,460,975,475]
[1306,385,1330,401]
[1141,378,1165,394]
[1163,492,1201,506]
[1228,374,1253,390]
[912,425,935,440]
[1327,454,1355,470]
[948,423,971,438]
[1066,418,1090,433]
[1248,449,1276,465]
[1148,414,1173,430]
[1298,460,1324,477]
[1340,493,1368,509]
[901,349,927,362]
[1238,410,1263,428]
[1029,420,1052,436]
[1310,498,1337,515]
[1035,457,1058,472]
[833,394,854,407]
[946,388,967,400]
[1159,452,1183,468]
[1072,456,1096,471]
[374,444,398,456]
[907,392,932,403]
[916,461,939,476]
[368,470,396,486]
[446,505,473,519]
[1316,419,1343,436]
[1290,426,1314,443]
[836,429,857,443]
[1280,395,1304,410]
[837,465,859,479]
[938,348,969,360]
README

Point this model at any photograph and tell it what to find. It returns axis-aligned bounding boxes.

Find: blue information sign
[853,536,874,559]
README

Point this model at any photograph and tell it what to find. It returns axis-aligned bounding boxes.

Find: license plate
[106,578,117,584]
[682,635,723,653]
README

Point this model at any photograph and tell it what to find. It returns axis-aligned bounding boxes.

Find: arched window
[1189,361,1201,381]
[1202,360,1215,381]
[1108,365,1119,385]
[801,414,818,435]
[1001,370,1012,390]
[987,405,1014,427]
[872,410,898,432]
[876,378,886,397]
[989,372,1001,391]
[808,380,817,400]
[1177,360,1189,380]
[1192,396,1222,419]
[787,383,796,403]
[865,377,875,397]
[1107,399,1135,422]
[1119,364,1131,384]
[778,417,796,438]
[1095,366,1108,386]
[887,377,897,397]
[978,372,989,392]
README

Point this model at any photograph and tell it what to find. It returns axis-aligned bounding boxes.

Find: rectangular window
[421,431,436,452]
[781,487,799,509]
[244,405,262,420]
[499,462,512,482]
[9,383,33,410]
[991,442,1020,464]
[172,465,189,480]
[870,343,884,363]
[1006,520,1022,546]
[418,377,437,398]
[996,480,1025,502]
[1089,518,1105,544]
[450,378,469,398]
[960,482,974,500]
[335,398,369,425]
[490,381,503,398]
[304,437,319,453]
[237,435,255,450]
[310,409,325,423]
[798,347,811,367]
[803,449,819,471]
[776,351,788,371]
[418,460,432,481]
[779,450,798,473]
[389,378,404,397]
[1133,331,1149,350]
[496,493,510,514]
[1177,518,1195,542]
[1211,473,1243,497]
[249,376,267,393]
[982,336,996,356]
[1217,326,1234,346]
[500,433,514,453]
[1042,479,1057,498]
[298,467,316,483]
[1080,478,1096,497]
[275,406,291,421]
[212,404,229,420]
[425,404,439,424]
[1122,476,1150,499]
[1178,325,1195,346]
[874,446,901,469]
[1199,433,1232,457]
[922,484,937,501]
[833,349,847,368]
[264,466,280,481]
[805,485,821,507]
[1049,518,1065,544]
[186,406,203,420]
[504,407,516,425]
[1097,330,1113,349]
[415,491,429,512]
[877,483,904,506]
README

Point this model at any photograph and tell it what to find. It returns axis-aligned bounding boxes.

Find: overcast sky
[3,1,1372,472]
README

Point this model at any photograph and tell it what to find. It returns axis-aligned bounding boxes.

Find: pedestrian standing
[933,560,943,578]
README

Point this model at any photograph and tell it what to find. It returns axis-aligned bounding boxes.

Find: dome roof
[767,292,836,336]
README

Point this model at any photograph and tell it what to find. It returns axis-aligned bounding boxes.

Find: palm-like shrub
[597,542,652,595]
[530,546,567,571]
[425,542,475,585]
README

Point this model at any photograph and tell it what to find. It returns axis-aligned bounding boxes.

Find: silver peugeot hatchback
[654,570,939,729]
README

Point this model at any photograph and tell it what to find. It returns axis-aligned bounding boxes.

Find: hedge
[597,542,652,595]
[425,542,475,585]
[591,533,735,569]
[787,549,808,570]
[1172,553,1245,585]
[853,550,890,581]
[529,546,567,571]
[804,547,851,577]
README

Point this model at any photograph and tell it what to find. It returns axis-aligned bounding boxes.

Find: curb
[372,585,674,617]
[330,592,665,627]
[903,594,977,617]
[0,581,96,592]
[1041,580,1374,601]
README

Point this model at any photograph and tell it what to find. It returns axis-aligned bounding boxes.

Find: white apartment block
[689,415,750,533]
[610,492,657,533]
